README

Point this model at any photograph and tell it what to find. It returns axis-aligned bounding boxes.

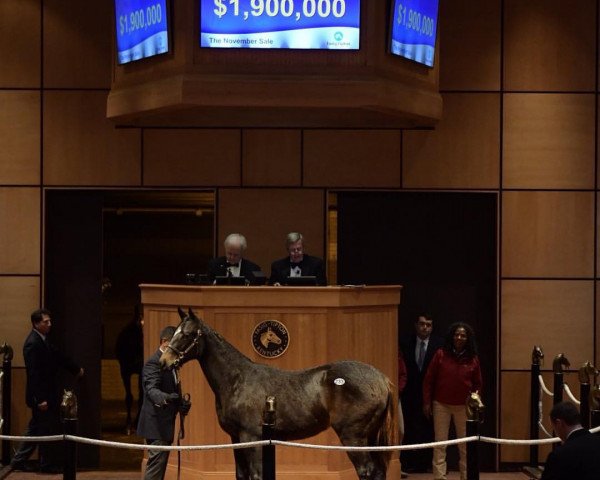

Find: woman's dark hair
[443,322,478,357]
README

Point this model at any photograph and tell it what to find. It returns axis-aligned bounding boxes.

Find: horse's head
[592,384,600,410]
[260,328,282,348]
[552,353,570,373]
[60,389,78,420]
[159,307,204,370]
[531,345,544,366]
[578,361,598,384]
[466,391,485,422]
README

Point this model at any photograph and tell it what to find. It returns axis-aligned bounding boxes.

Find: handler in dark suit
[541,401,600,480]
[269,232,327,285]
[137,326,191,480]
[11,308,84,473]
[207,233,262,285]
[399,313,443,473]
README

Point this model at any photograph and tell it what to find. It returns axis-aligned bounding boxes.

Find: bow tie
[290,263,301,269]
[226,263,239,268]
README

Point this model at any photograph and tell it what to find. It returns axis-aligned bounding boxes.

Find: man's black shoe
[40,465,63,474]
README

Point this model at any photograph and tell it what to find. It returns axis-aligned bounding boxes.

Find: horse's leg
[231,436,262,480]
[134,370,143,426]
[334,429,385,480]
[120,366,133,432]
[231,435,249,480]
[237,433,262,480]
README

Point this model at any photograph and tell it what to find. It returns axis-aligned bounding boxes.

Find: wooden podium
[140,284,402,480]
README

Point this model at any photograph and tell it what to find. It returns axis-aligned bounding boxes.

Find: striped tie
[417,341,426,371]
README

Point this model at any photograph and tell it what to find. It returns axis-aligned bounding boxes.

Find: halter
[167,328,202,367]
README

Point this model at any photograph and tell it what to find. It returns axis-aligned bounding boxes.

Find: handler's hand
[164,392,180,405]
[423,404,432,418]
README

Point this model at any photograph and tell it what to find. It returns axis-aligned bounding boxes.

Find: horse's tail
[376,377,399,469]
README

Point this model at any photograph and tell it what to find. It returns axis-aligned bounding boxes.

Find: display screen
[115,0,170,65]
[389,0,439,67]
[200,0,361,50]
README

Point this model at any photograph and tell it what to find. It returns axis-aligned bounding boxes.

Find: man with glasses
[207,233,262,285]
[269,232,327,286]
[11,309,84,473]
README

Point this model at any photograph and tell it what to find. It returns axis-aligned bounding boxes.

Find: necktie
[417,340,426,371]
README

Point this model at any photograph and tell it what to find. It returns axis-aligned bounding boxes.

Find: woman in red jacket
[422,322,482,480]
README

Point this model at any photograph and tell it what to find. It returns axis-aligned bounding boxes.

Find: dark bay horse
[160,308,398,480]
[115,305,144,433]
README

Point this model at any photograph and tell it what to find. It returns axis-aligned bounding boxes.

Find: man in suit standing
[11,309,84,473]
[207,233,262,285]
[399,313,443,473]
[541,401,600,480]
[137,326,191,480]
[269,232,326,286]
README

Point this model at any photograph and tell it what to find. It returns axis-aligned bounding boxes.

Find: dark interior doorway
[45,190,214,469]
[336,190,497,469]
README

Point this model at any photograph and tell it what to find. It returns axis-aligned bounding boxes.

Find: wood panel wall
[1,0,599,466]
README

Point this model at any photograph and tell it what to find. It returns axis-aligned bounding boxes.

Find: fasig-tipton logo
[251,320,290,358]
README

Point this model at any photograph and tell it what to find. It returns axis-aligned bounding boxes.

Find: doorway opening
[45,190,214,469]
[333,190,497,470]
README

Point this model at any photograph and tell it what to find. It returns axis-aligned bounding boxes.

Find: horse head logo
[260,327,282,348]
[252,320,289,358]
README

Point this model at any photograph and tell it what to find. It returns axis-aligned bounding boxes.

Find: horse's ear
[188,307,194,317]
[178,306,186,320]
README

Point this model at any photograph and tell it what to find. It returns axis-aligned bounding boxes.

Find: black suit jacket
[269,254,327,286]
[137,349,179,442]
[541,429,600,480]
[399,333,444,409]
[23,330,80,409]
[207,256,263,285]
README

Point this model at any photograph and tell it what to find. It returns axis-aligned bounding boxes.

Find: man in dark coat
[137,326,191,480]
[11,309,84,473]
[269,232,326,285]
[207,233,262,285]
[541,401,600,480]
[399,313,443,473]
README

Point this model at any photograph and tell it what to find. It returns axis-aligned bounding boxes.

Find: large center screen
[390,0,439,67]
[115,0,170,65]
[200,0,361,50]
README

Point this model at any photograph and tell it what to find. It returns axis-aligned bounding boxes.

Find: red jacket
[422,348,482,406]
[398,353,407,393]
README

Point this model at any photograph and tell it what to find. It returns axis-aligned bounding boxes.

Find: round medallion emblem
[251,320,290,358]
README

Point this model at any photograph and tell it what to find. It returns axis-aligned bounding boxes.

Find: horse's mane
[198,319,323,376]
[199,321,255,365]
